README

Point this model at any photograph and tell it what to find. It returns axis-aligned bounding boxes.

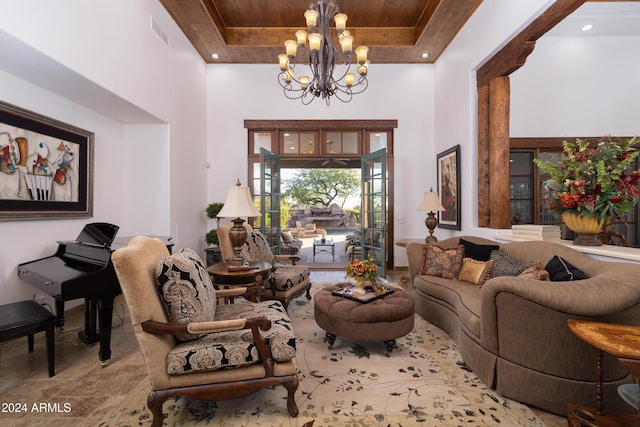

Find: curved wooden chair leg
[284,374,300,417]
[147,390,167,427]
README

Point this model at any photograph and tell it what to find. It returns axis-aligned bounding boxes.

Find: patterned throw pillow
[419,244,465,279]
[518,261,551,281]
[490,250,531,277]
[458,257,494,287]
[240,231,275,264]
[156,248,217,341]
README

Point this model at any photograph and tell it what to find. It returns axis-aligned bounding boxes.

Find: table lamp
[218,179,261,270]
[417,188,445,243]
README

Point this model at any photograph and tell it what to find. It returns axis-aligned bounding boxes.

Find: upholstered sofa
[406,236,640,415]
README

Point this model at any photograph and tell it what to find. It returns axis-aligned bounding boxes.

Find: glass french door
[260,148,281,253]
[361,148,386,277]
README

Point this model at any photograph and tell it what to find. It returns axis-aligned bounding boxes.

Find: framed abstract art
[0,100,93,220]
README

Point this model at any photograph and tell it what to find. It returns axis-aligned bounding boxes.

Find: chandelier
[277,0,369,105]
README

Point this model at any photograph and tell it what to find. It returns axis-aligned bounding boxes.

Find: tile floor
[0,270,565,426]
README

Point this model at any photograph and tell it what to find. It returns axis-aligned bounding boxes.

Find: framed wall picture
[437,144,460,230]
[0,100,93,220]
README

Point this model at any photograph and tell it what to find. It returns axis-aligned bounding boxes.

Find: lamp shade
[218,180,261,218]
[417,188,445,212]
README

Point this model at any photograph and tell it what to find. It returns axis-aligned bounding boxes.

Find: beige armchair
[111,236,299,427]
[218,224,312,310]
[295,220,327,238]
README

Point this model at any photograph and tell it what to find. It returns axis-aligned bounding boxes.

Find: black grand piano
[17,223,173,365]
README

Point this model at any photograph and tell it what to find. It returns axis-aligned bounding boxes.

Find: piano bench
[0,300,56,377]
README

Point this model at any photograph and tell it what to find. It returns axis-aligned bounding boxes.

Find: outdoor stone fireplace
[286,203,358,229]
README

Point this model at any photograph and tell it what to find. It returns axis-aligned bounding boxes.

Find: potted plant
[534,135,640,245]
[204,202,224,265]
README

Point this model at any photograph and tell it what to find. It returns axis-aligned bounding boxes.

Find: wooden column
[489,76,511,229]
[477,84,491,227]
[475,0,587,230]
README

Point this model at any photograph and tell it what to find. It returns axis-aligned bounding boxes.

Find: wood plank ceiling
[159,0,483,64]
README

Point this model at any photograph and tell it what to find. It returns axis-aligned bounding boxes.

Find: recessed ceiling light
[581,24,593,32]
[420,53,430,59]
[211,53,221,60]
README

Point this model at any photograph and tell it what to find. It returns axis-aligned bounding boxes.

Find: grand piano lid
[73,223,119,247]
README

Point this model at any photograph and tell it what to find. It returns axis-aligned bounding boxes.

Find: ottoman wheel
[324,332,336,350]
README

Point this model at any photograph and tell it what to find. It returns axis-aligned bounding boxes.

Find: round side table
[207,262,272,302]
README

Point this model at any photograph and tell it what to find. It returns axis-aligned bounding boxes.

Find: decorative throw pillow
[458,257,494,287]
[518,262,551,281]
[156,248,217,341]
[459,238,500,261]
[545,255,587,281]
[419,244,465,279]
[490,250,531,277]
[281,231,294,242]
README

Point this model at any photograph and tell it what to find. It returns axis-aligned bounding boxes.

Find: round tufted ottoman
[314,283,415,356]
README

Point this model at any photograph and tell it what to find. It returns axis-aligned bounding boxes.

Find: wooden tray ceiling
[159,0,483,64]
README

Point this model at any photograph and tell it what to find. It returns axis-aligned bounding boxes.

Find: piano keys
[17,223,173,365]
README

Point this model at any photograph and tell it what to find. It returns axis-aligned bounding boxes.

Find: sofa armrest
[274,254,300,265]
[483,276,640,317]
[406,242,424,281]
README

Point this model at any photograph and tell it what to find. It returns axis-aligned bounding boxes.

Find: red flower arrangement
[534,136,640,225]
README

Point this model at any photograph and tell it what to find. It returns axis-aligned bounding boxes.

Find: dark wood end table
[207,262,272,303]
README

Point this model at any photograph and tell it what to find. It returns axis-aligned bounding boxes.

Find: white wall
[0,0,207,305]
[206,0,593,268]
[432,0,553,244]
[0,70,128,305]
[206,64,435,265]
[511,35,640,136]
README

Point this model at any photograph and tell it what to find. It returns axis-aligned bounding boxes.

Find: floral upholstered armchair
[111,236,299,427]
[218,224,312,310]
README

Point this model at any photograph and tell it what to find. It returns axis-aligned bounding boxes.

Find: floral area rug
[98,283,548,427]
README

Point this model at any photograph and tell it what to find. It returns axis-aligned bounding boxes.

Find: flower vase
[348,277,377,291]
[362,279,376,291]
[348,277,364,289]
[562,212,604,246]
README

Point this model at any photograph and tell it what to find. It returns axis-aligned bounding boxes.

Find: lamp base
[425,212,439,244]
[227,217,250,271]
